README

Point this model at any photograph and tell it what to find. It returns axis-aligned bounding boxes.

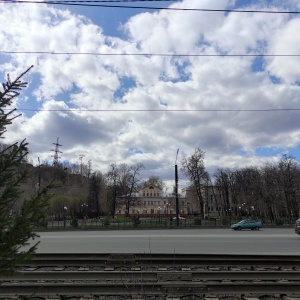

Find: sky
[1,0,300,190]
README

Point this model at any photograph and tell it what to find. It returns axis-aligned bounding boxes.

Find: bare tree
[276,155,300,221]
[106,163,119,217]
[180,148,209,219]
[143,176,165,190]
[107,163,144,217]
[121,163,144,216]
[214,168,236,216]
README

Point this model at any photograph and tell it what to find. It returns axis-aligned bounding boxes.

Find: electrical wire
[0,0,299,13]
[5,108,300,112]
[1,51,300,57]
[1,0,179,2]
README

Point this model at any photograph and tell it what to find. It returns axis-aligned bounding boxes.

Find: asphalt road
[27,228,300,255]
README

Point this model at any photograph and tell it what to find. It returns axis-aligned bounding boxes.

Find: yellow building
[115,185,189,217]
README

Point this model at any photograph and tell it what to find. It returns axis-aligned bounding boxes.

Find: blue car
[231,219,262,231]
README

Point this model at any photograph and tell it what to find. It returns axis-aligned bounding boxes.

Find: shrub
[104,216,111,226]
[221,217,232,226]
[275,218,284,226]
[133,216,141,227]
[115,216,125,223]
[71,218,78,228]
[194,217,202,225]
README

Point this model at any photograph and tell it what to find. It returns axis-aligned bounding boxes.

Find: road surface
[27,228,300,255]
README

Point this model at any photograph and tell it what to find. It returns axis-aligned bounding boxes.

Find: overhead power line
[8,108,300,112]
[0,0,299,14]
[1,51,300,57]
[1,0,179,2]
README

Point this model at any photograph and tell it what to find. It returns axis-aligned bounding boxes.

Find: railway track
[1,253,300,299]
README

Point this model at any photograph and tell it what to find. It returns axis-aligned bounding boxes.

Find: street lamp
[166,203,170,215]
[81,203,88,218]
[81,203,88,229]
[63,206,68,229]
[158,207,161,222]
[251,206,255,217]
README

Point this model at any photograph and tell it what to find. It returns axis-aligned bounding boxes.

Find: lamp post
[175,149,179,226]
[158,207,161,223]
[81,203,88,229]
[63,206,67,229]
[251,205,255,217]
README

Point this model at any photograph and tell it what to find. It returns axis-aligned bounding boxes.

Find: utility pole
[87,160,92,178]
[79,154,85,176]
[38,157,41,188]
[51,137,63,166]
[175,149,179,226]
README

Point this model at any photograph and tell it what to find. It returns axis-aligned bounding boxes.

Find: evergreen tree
[0,66,51,276]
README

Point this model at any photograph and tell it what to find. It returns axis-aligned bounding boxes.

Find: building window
[148,201,150,205]
[157,193,159,196]
[151,201,153,205]
[147,193,149,196]
[143,192,145,196]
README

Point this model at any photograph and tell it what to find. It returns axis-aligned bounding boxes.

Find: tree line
[181,148,300,223]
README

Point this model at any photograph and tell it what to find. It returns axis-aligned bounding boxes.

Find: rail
[1,253,300,298]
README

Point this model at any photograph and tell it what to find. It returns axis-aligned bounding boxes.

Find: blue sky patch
[269,74,281,84]
[238,145,300,162]
[129,147,144,155]
[0,54,10,67]
[172,59,191,83]
[114,76,136,101]
[66,1,173,39]
[251,56,264,73]
[15,72,41,118]
[255,145,300,161]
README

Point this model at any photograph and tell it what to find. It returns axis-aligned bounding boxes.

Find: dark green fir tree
[0,66,51,276]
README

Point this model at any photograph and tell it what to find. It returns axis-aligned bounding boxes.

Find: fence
[38,216,295,231]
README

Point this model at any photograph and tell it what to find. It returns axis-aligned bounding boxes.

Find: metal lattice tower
[51,137,63,166]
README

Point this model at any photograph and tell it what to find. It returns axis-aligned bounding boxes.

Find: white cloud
[1,0,300,187]
[267,17,300,83]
